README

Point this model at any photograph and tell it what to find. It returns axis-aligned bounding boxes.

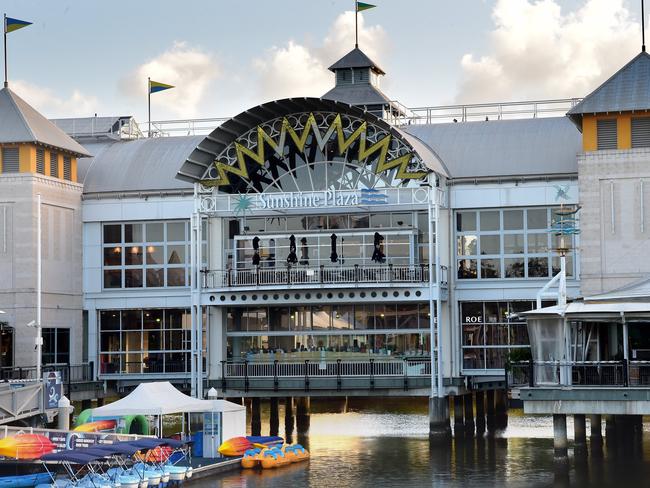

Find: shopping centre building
[1,43,649,401]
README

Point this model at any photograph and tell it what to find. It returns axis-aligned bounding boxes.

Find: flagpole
[148,77,151,138]
[354,1,359,48]
[643,0,646,52]
[4,14,8,87]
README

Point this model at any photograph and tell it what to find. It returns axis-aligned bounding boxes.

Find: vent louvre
[36,149,45,174]
[1,148,19,173]
[63,156,71,181]
[632,117,650,148]
[50,152,59,177]
[597,119,618,150]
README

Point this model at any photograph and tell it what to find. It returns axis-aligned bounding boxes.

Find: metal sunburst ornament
[233,195,254,216]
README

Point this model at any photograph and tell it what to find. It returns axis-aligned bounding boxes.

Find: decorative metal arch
[176,98,445,194]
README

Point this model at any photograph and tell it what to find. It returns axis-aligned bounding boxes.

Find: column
[485,390,495,435]
[208,307,226,382]
[251,398,261,436]
[605,415,617,448]
[494,389,508,431]
[475,391,486,437]
[453,396,464,437]
[574,414,586,447]
[269,398,279,436]
[296,397,310,434]
[589,414,603,446]
[553,414,568,457]
[463,393,475,437]
[428,396,451,442]
[284,397,294,441]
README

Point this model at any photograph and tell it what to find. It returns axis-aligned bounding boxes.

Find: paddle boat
[218,436,283,457]
[240,444,310,469]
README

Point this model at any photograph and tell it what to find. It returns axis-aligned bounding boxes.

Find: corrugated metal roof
[0,87,91,156]
[585,276,650,302]
[322,83,393,107]
[328,47,385,75]
[80,136,201,194]
[567,51,650,128]
[401,117,581,179]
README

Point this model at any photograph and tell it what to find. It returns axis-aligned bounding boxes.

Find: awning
[90,381,245,417]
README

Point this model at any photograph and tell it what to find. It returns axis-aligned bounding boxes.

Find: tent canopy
[90,381,244,417]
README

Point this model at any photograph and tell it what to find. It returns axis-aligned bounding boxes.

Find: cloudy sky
[2,0,647,122]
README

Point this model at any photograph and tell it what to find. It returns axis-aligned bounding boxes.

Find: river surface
[189,398,650,488]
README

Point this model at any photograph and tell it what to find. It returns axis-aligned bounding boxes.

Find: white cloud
[120,42,219,118]
[11,80,99,118]
[252,11,388,101]
[456,0,641,103]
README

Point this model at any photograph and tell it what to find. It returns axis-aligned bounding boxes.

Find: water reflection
[190,399,650,488]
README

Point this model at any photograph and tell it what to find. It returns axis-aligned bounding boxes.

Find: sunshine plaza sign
[217,187,431,215]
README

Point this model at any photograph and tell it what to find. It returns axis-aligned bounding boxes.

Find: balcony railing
[0,363,94,384]
[203,264,436,289]
[220,358,433,393]
[508,360,650,388]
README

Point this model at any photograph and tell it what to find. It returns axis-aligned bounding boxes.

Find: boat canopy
[90,381,245,417]
[41,451,107,464]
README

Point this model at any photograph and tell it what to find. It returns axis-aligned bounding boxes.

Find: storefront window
[460,301,534,370]
[456,208,576,279]
[102,221,198,289]
[99,308,203,375]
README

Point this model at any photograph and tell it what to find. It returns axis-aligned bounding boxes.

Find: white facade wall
[578,148,650,295]
[82,195,194,375]
[0,174,83,366]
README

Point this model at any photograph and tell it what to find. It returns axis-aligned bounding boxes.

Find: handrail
[203,264,431,288]
[507,359,650,388]
[147,98,581,136]
[224,358,432,378]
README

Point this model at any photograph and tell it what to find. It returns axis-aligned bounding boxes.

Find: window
[98,308,203,375]
[631,117,650,148]
[461,301,533,370]
[102,221,195,289]
[455,208,575,280]
[42,328,70,364]
[50,152,59,177]
[36,149,45,174]
[63,156,71,181]
[596,119,617,150]
[1,148,19,173]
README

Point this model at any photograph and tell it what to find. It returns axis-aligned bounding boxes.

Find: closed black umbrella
[330,233,338,263]
[287,234,298,264]
[300,237,309,265]
[371,232,385,263]
[252,236,261,266]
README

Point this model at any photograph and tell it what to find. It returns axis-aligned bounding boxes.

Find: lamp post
[36,193,42,379]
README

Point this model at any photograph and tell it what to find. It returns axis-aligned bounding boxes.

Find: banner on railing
[43,371,62,409]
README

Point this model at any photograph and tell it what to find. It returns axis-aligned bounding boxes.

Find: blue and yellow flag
[149,80,174,94]
[356,2,376,12]
[5,17,32,33]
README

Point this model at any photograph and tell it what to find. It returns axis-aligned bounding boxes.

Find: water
[189,399,650,488]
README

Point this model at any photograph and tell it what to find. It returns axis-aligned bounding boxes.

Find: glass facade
[460,300,551,370]
[102,221,194,289]
[456,208,575,280]
[227,303,432,360]
[98,308,205,375]
[229,211,429,269]
[42,328,70,364]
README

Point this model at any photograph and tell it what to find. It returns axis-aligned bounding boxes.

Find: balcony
[202,264,442,291]
[218,358,434,395]
[508,360,650,388]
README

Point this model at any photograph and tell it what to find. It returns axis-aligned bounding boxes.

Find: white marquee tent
[91,381,244,417]
[90,382,246,449]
